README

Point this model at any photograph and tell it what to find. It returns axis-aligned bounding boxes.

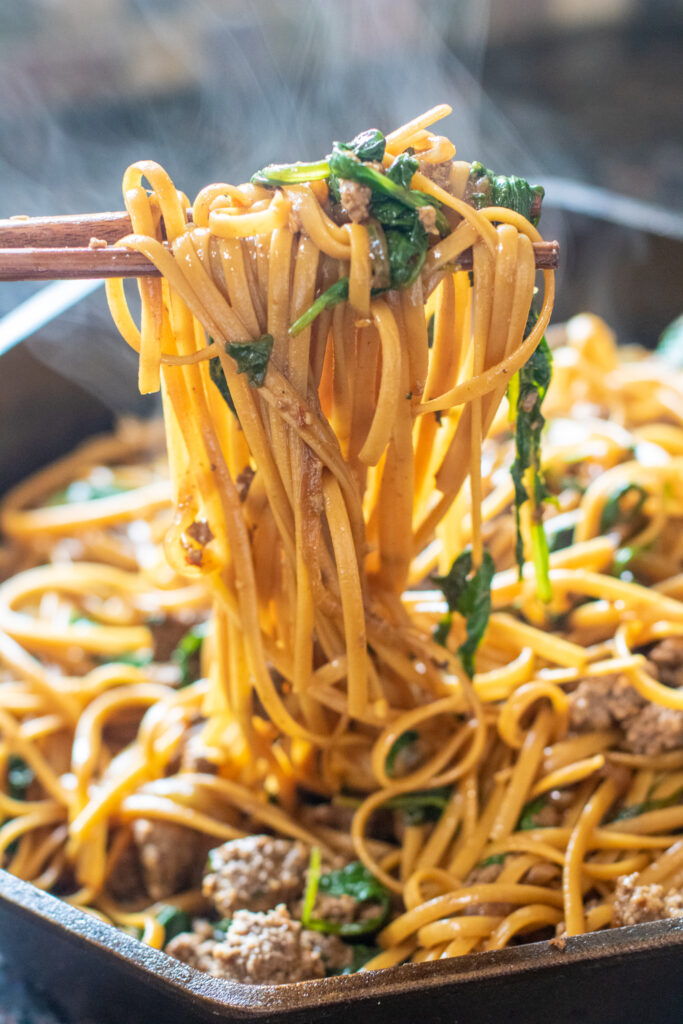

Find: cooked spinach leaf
[171,622,209,687]
[302,855,391,937]
[517,795,550,830]
[212,917,233,937]
[226,334,274,388]
[385,151,419,189]
[477,853,507,868]
[599,482,647,533]
[8,756,34,800]
[209,356,238,417]
[384,786,452,825]
[385,730,419,777]
[331,943,381,976]
[47,477,128,506]
[468,162,544,225]
[339,128,387,163]
[110,649,153,668]
[609,787,683,823]
[289,277,349,337]
[544,510,579,554]
[432,548,495,677]
[251,160,330,187]
[156,905,192,944]
[508,315,553,602]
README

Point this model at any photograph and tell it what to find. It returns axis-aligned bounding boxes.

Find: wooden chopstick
[0,241,560,281]
[0,211,560,281]
[0,211,145,249]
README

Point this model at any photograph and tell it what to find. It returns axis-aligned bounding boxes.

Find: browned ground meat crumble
[203,835,310,917]
[613,873,683,927]
[133,819,204,902]
[337,179,371,224]
[417,205,439,235]
[568,640,683,756]
[418,159,453,191]
[166,905,351,983]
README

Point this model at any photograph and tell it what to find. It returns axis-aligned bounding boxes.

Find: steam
[2,0,560,408]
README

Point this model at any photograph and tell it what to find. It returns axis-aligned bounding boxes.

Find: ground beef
[569,674,645,732]
[616,879,666,924]
[150,615,199,663]
[569,665,683,757]
[235,465,255,503]
[612,873,683,927]
[166,905,332,984]
[463,861,514,917]
[300,802,355,833]
[133,819,203,901]
[418,159,453,191]
[203,836,309,917]
[465,862,503,887]
[338,179,371,224]
[301,929,352,974]
[417,205,439,235]
[105,837,146,903]
[647,637,683,688]
[524,862,561,887]
[621,699,683,756]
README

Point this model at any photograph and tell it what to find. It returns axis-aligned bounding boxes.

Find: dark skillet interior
[2,869,683,1024]
[1,217,683,1023]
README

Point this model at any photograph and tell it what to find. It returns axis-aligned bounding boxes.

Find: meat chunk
[235,465,255,503]
[569,674,644,732]
[338,179,371,224]
[133,819,203,901]
[417,205,439,235]
[166,905,330,984]
[613,873,683,927]
[647,637,683,688]
[203,836,309,917]
[465,861,503,887]
[569,671,683,757]
[179,723,220,774]
[418,159,453,192]
[106,838,146,903]
[613,874,666,926]
[301,930,352,974]
[463,860,513,917]
[523,861,560,887]
[621,698,683,756]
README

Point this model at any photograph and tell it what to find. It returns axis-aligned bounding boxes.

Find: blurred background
[0,0,681,447]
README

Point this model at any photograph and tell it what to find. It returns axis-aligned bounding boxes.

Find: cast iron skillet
[1,869,683,1024]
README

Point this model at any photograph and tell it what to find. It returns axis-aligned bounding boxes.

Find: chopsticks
[0,211,560,281]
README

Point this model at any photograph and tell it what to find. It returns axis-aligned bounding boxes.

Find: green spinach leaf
[289,277,349,337]
[209,356,238,417]
[468,162,544,225]
[302,855,391,937]
[8,756,34,800]
[156,905,192,944]
[599,482,647,533]
[385,730,419,777]
[507,315,553,602]
[432,548,495,677]
[171,622,209,687]
[226,334,274,388]
[517,795,550,831]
